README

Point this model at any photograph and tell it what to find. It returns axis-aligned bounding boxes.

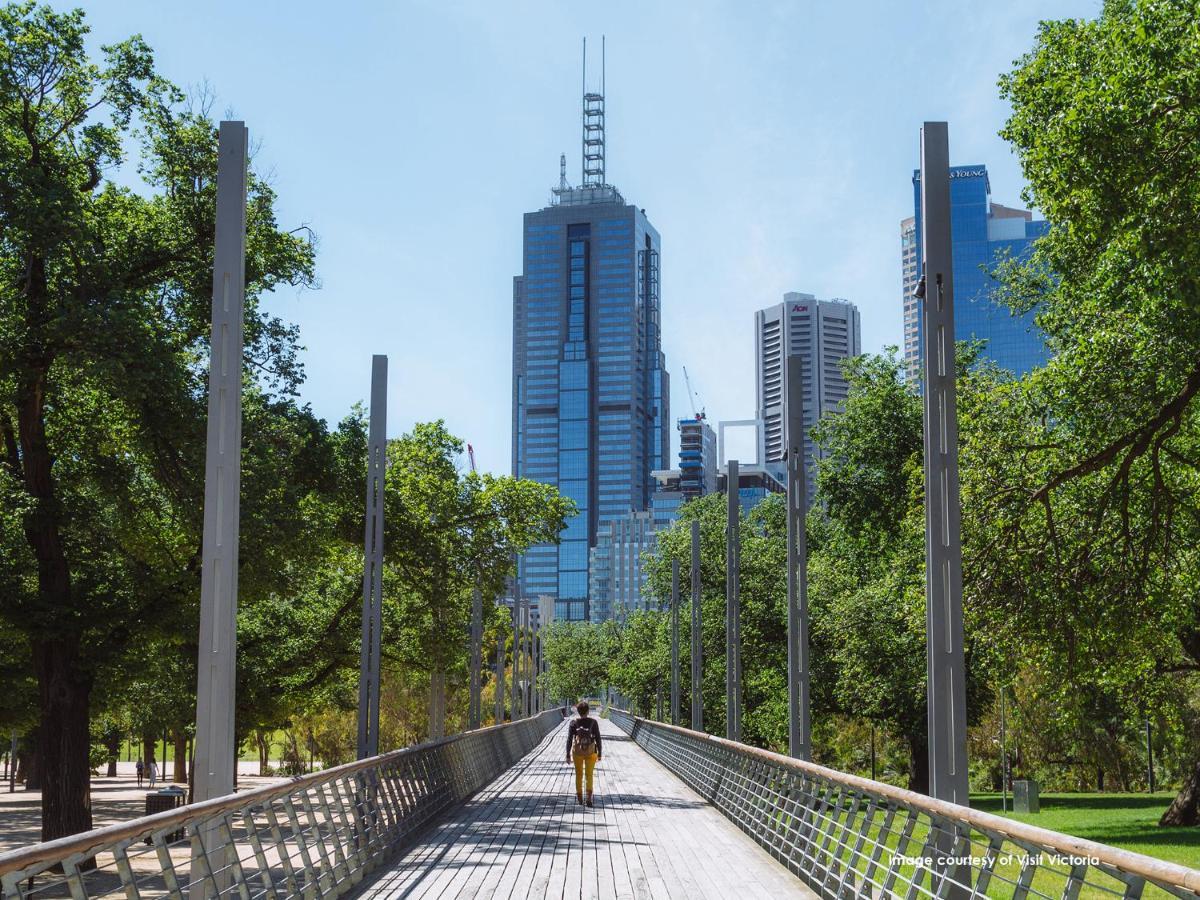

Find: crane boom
[467,443,477,474]
[682,366,699,417]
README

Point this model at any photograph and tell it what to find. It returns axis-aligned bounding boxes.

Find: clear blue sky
[83,0,1100,473]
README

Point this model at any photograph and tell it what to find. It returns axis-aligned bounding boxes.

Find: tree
[0,3,314,839]
[977,0,1200,824]
[383,421,573,738]
[541,621,612,703]
[808,350,991,791]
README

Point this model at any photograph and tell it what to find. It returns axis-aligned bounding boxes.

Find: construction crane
[467,443,477,474]
[682,366,704,418]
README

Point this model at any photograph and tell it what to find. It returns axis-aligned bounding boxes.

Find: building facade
[512,88,669,623]
[906,165,1051,376]
[678,414,717,500]
[755,294,861,501]
[900,216,919,377]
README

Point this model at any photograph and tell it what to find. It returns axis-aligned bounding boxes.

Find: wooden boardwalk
[354,716,815,900]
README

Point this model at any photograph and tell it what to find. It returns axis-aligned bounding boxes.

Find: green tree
[383,421,573,738]
[0,3,315,839]
[974,0,1200,824]
[541,621,612,703]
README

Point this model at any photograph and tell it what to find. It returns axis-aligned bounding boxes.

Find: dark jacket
[567,716,602,757]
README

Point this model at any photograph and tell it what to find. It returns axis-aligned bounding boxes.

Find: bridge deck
[354,716,814,900]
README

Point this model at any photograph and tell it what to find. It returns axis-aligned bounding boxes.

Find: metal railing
[0,709,566,900]
[608,709,1200,900]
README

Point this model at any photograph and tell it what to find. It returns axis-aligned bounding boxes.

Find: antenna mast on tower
[582,36,606,186]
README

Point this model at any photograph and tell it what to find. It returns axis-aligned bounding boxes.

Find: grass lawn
[973,792,1200,869]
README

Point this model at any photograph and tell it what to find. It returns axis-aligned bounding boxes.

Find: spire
[582,36,606,187]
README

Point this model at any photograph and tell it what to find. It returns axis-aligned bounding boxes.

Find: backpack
[572,720,596,756]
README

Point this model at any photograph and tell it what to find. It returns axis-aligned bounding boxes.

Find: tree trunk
[172,728,187,783]
[31,639,93,841]
[142,733,156,770]
[1160,758,1200,826]
[256,730,269,776]
[1097,768,1104,792]
[906,730,929,795]
[104,731,121,777]
[429,672,446,740]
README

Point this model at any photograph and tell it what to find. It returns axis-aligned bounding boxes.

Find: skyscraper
[906,165,1051,376]
[755,293,861,500]
[678,413,717,500]
[900,216,919,377]
[512,53,669,623]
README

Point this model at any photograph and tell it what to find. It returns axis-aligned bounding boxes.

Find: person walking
[566,701,602,807]
[135,757,144,788]
[147,758,158,789]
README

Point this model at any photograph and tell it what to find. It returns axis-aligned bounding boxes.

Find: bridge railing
[609,709,1200,900]
[0,708,566,900]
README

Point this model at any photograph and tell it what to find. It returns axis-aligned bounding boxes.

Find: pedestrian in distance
[566,701,602,807]
[147,758,158,789]
[135,757,144,788]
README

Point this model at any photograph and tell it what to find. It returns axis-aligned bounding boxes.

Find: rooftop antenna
[582,36,606,187]
[559,153,568,191]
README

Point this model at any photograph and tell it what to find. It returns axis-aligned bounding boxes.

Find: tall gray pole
[690,519,703,732]
[920,122,969,810]
[670,559,680,726]
[510,594,520,718]
[786,351,810,760]
[495,635,505,724]
[357,355,387,758]
[726,460,741,742]
[194,121,248,805]
[469,583,483,730]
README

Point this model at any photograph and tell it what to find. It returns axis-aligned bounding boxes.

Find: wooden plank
[353,717,815,900]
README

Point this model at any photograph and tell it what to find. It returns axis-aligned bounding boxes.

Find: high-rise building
[755,294,861,500]
[678,414,717,500]
[900,216,919,377]
[591,414,717,623]
[512,60,669,623]
[588,510,659,623]
[906,165,1051,376]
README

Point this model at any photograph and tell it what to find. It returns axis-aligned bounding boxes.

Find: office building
[907,165,1051,376]
[755,294,861,501]
[588,510,659,623]
[678,414,717,500]
[512,63,669,622]
[901,216,919,377]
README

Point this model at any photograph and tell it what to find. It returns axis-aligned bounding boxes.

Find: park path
[353,716,815,900]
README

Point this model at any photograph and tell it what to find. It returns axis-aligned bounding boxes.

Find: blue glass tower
[910,166,1050,375]
[511,75,669,622]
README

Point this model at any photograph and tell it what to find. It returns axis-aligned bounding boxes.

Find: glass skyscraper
[511,81,669,623]
[908,165,1051,376]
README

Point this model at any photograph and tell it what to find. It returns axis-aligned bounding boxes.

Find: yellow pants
[573,752,597,796]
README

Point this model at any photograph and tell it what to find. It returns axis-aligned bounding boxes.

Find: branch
[1031,362,1200,503]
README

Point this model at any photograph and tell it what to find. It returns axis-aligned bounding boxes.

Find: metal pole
[670,559,680,726]
[1000,690,1008,812]
[871,725,877,781]
[726,459,740,742]
[920,121,969,809]
[690,519,703,732]
[785,350,810,760]
[1146,719,1154,793]
[8,732,15,793]
[511,595,520,719]
[357,355,387,758]
[469,583,483,730]
[495,635,505,724]
[191,120,247,900]
[194,120,248,806]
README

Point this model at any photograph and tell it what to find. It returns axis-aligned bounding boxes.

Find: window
[558,540,588,570]
[559,450,587,479]
[560,420,588,450]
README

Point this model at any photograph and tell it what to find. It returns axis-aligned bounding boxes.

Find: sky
[81,0,1101,473]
